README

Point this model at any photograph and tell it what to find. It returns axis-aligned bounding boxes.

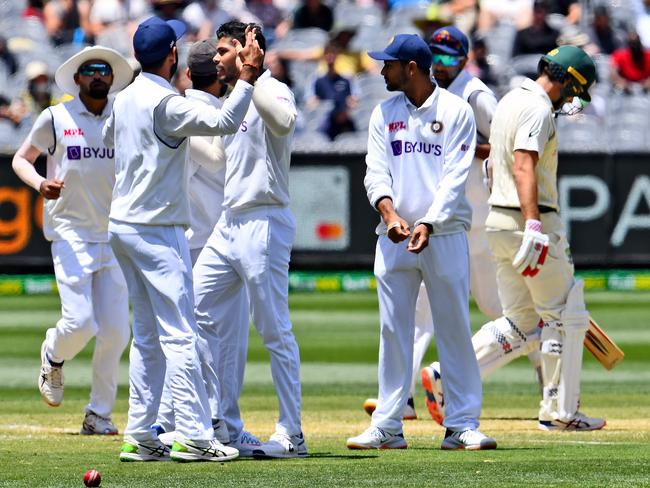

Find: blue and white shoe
[226,430,263,457]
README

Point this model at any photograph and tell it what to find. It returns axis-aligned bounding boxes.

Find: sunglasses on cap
[431,53,462,67]
[78,63,112,76]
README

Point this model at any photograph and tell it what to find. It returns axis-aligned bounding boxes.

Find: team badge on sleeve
[431,121,443,133]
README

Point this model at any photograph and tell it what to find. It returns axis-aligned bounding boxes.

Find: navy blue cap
[429,26,469,57]
[133,16,186,64]
[368,34,432,71]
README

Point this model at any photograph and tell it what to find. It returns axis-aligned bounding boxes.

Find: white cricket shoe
[80,409,118,435]
[362,397,417,420]
[38,340,64,407]
[158,430,176,448]
[120,435,171,462]
[158,419,232,448]
[539,412,606,431]
[252,432,308,458]
[421,362,445,425]
[440,429,497,450]
[171,436,239,462]
[346,426,407,450]
[226,430,264,457]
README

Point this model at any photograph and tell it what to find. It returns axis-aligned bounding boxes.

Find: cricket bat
[584,316,625,370]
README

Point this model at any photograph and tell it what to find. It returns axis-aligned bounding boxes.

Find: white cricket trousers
[194,206,302,437]
[410,224,503,396]
[372,232,482,433]
[156,247,250,439]
[108,222,213,441]
[45,240,130,418]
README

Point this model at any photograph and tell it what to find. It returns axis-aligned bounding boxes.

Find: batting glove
[512,219,549,277]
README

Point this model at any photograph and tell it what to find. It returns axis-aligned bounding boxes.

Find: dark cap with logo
[368,34,432,71]
[187,39,218,76]
[133,16,186,64]
[429,26,469,57]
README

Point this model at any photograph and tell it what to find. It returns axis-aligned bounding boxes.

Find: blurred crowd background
[1,0,650,154]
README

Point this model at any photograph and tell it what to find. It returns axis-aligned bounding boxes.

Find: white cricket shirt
[184,88,226,250]
[364,85,476,235]
[446,69,497,229]
[221,70,297,212]
[27,97,116,242]
[488,78,559,211]
[104,72,253,226]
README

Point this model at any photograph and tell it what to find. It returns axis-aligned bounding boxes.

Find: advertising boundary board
[0,152,649,270]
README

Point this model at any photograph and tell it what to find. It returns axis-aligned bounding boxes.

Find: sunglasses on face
[431,53,462,67]
[78,63,112,76]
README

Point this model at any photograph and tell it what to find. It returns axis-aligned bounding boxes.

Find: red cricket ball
[83,469,101,487]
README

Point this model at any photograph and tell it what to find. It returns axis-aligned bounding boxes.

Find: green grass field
[1,291,649,487]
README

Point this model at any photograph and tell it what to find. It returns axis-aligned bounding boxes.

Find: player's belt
[491,205,557,214]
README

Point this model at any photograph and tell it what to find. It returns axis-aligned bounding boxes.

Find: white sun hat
[54,45,134,96]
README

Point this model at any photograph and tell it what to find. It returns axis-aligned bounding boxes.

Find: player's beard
[87,81,110,100]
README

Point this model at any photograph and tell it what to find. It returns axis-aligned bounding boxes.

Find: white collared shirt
[104,72,253,227]
[27,96,115,242]
[221,70,297,212]
[183,88,227,250]
[488,78,559,210]
[364,85,476,235]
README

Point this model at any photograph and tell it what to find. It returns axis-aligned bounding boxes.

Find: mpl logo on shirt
[390,140,442,157]
[66,146,114,160]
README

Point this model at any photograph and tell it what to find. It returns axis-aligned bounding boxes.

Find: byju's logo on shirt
[66,146,114,160]
[390,140,442,157]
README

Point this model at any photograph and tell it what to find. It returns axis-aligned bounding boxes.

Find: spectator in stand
[547,0,580,24]
[183,0,232,39]
[466,35,498,87]
[634,0,650,48]
[477,0,533,33]
[293,0,334,32]
[88,0,150,37]
[246,0,289,45]
[276,24,378,78]
[611,31,650,93]
[23,0,45,22]
[306,41,357,140]
[0,37,18,76]
[152,0,187,21]
[0,94,28,127]
[586,5,623,55]
[22,62,57,116]
[43,0,93,45]
[512,0,559,57]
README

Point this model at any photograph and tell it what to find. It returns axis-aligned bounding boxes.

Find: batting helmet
[537,45,596,102]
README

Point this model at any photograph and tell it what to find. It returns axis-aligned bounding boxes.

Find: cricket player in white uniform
[12,46,133,436]
[103,17,263,462]
[193,21,305,458]
[362,27,542,424]
[153,40,249,449]
[346,34,496,450]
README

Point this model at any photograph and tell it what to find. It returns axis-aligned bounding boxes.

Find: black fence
[1,152,649,271]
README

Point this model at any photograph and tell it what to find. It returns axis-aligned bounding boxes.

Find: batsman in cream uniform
[154,40,250,447]
[193,22,305,458]
[483,45,605,430]
[347,34,496,451]
[12,46,133,435]
[104,17,262,462]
